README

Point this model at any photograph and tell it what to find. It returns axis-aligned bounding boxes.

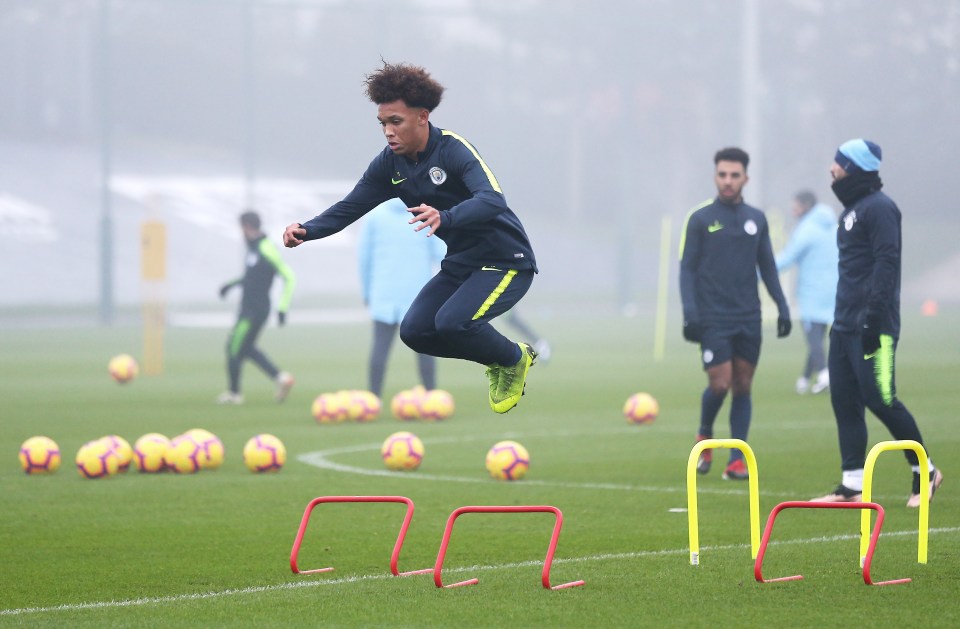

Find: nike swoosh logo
[481,266,501,271]
[391,177,406,185]
[707,222,724,233]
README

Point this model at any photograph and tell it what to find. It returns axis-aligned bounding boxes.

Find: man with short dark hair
[679,147,791,480]
[283,62,538,414]
[218,211,296,404]
[811,139,942,507]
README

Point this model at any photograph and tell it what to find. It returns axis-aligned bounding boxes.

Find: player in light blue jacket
[776,191,839,394]
[358,198,446,397]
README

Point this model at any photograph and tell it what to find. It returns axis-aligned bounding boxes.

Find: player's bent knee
[433,312,474,339]
[399,320,432,352]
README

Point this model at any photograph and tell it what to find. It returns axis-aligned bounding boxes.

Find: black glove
[777,316,792,338]
[861,313,881,356]
[278,311,287,327]
[219,282,235,299]
[683,320,703,343]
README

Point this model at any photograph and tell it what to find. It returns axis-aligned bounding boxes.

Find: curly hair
[364,62,444,111]
[714,147,750,170]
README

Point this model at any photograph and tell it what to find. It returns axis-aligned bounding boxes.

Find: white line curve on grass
[297,430,809,498]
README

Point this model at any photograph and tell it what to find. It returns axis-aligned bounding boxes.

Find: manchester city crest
[743,219,758,235]
[429,167,447,185]
[844,210,857,231]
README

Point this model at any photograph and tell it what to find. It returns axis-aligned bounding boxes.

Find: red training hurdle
[289,495,432,577]
[754,501,911,586]
[432,505,585,590]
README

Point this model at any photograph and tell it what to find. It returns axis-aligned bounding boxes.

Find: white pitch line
[298,431,811,498]
[3,526,957,618]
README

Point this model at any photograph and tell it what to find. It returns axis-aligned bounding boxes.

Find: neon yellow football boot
[485,364,501,412]
[491,343,537,414]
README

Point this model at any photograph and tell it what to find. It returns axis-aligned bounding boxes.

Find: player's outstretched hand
[683,320,703,343]
[219,282,234,299]
[283,223,306,248]
[408,204,441,237]
[777,317,792,338]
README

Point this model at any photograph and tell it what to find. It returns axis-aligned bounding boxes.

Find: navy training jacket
[833,189,902,336]
[679,197,788,324]
[300,124,536,272]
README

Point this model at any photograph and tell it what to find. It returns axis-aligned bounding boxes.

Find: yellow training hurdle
[860,440,930,566]
[686,438,760,565]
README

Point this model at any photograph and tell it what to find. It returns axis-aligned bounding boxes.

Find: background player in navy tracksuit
[283,62,538,414]
[218,211,296,405]
[679,147,791,480]
[811,139,942,507]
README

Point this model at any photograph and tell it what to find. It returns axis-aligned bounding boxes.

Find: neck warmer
[831,171,883,208]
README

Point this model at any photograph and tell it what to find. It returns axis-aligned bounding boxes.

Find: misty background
[2,0,958,328]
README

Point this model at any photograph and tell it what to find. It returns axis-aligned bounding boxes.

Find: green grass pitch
[1,307,957,627]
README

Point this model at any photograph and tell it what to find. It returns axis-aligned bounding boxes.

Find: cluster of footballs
[99,352,650,482]
[381,431,531,482]
[312,387,454,424]
[18,431,287,478]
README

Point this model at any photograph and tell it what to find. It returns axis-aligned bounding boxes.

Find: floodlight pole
[98,0,114,325]
[740,0,762,206]
[242,0,257,209]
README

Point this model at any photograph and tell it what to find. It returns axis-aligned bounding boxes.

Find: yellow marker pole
[861,440,929,566]
[141,220,167,376]
[687,438,760,565]
[653,215,671,362]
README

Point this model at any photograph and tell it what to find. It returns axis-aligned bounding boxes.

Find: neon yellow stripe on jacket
[259,238,296,313]
[442,129,502,193]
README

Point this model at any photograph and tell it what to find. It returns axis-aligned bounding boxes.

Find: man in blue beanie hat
[812,139,943,507]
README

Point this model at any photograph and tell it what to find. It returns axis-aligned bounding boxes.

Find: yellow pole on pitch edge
[141,220,166,376]
[686,438,761,565]
[653,215,671,362]
[861,440,930,566]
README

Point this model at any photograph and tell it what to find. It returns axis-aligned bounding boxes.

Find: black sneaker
[695,435,712,475]
[810,484,862,502]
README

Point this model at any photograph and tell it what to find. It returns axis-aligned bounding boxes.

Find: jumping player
[282,62,538,414]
